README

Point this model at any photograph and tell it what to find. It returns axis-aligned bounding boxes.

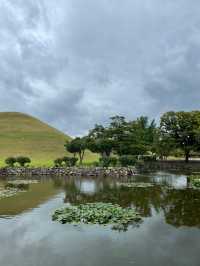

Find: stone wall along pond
[0,167,137,178]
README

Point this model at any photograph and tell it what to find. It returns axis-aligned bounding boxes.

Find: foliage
[119,155,137,166]
[62,156,78,167]
[192,179,200,188]
[52,202,141,231]
[99,157,118,167]
[54,157,78,167]
[0,188,25,199]
[189,176,200,188]
[87,125,114,158]
[5,157,17,167]
[65,137,87,164]
[138,155,157,162]
[16,156,31,167]
[109,116,156,156]
[54,158,63,167]
[119,182,155,188]
[152,129,175,159]
[160,111,200,162]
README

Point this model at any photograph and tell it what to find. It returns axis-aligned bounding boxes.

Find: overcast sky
[1,0,200,136]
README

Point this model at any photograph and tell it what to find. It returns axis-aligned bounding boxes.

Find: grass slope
[0,112,97,166]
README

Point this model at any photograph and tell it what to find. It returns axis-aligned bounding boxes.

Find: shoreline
[0,167,137,178]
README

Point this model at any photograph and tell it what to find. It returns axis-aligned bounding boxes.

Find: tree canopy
[64,110,200,164]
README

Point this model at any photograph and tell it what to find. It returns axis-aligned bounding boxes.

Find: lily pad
[189,176,200,188]
[5,180,38,190]
[0,188,26,199]
[118,182,155,188]
[52,202,141,231]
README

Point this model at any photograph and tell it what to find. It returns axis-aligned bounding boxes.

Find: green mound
[0,112,97,166]
[52,202,141,231]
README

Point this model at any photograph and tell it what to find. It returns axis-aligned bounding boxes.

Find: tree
[160,111,200,162]
[108,116,128,155]
[109,116,156,156]
[152,129,175,160]
[16,156,31,167]
[65,137,87,165]
[5,157,17,167]
[87,125,114,158]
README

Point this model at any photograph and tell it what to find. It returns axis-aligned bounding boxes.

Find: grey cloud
[1,0,200,135]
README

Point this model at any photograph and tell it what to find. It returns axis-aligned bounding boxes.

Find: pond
[0,172,200,266]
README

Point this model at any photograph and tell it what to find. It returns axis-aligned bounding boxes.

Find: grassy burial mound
[0,112,96,166]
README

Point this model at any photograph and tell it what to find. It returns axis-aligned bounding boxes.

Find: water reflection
[61,175,200,228]
[0,172,200,266]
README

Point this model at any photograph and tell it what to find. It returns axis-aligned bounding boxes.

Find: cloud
[0,0,200,135]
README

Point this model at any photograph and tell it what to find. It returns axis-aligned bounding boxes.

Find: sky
[1,0,200,136]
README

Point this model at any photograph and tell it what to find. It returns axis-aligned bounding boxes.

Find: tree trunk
[185,151,190,163]
[79,150,85,165]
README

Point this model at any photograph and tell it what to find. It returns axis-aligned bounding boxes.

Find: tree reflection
[61,177,200,228]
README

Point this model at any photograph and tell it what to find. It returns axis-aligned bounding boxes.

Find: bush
[5,157,17,167]
[54,157,78,167]
[54,158,63,167]
[62,156,78,167]
[119,155,137,167]
[16,156,31,167]
[139,155,157,162]
[99,157,118,167]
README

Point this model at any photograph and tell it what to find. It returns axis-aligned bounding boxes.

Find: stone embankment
[138,160,200,172]
[0,167,137,178]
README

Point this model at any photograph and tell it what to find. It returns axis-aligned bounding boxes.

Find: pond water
[0,172,200,266]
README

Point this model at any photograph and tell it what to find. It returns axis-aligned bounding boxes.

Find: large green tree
[109,116,156,156]
[152,129,175,159]
[65,137,87,165]
[160,111,200,162]
[87,125,114,158]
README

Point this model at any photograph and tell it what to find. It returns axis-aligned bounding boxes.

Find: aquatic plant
[52,202,141,231]
[5,180,38,190]
[189,176,200,188]
[0,188,26,199]
[118,182,155,188]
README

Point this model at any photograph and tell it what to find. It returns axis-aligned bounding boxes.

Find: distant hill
[0,112,96,166]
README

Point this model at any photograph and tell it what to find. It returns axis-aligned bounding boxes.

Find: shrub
[69,157,78,166]
[62,156,78,167]
[99,157,118,167]
[119,155,137,167]
[139,155,157,162]
[54,158,63,167]
[16,156,31,167]
[92,161,100,167]
[5,157,17,167]
[54,157,78,167]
